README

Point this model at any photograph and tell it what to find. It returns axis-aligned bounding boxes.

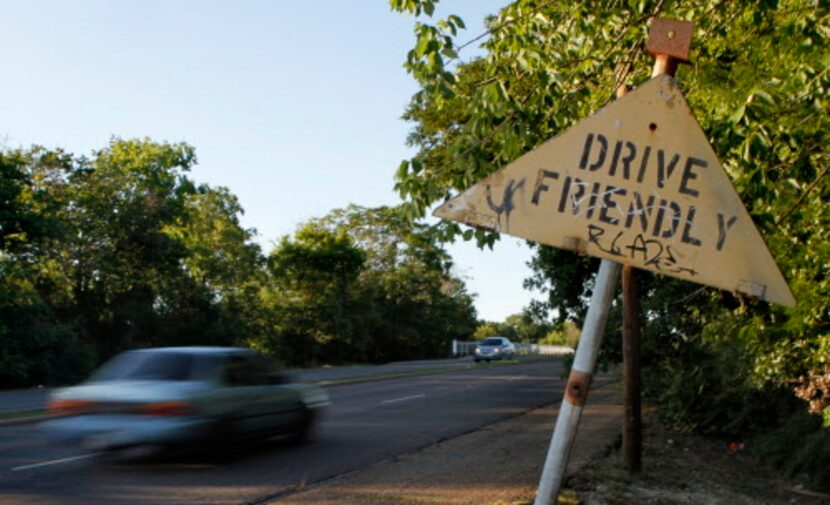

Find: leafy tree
[505,311,552,342]
[163,186,267,348]
[0,140,478,383]
[261,223,366,365]
[165,186,262,292]
[540,321,581,347]
[0,139,273,385]
[313,205,478,362]
[474,321,502,340]
[475,311,553,342]
[393,0,829,486]
[256,205,477,365]
[0,153,42,252]
[0,148,94,386]
[62,139,200,354]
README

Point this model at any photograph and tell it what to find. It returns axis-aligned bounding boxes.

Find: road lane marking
[380,393,426,405]
[10,453,100,472]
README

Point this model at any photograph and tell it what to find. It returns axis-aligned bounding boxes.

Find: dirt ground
[269,382,829,505]
[567,411,830,505]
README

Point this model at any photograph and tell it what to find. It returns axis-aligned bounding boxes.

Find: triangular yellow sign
[435,75,795,306]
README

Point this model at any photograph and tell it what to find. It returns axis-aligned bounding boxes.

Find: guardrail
[451,340,574,357]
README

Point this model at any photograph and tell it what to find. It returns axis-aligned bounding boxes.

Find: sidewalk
[269,380,622,505]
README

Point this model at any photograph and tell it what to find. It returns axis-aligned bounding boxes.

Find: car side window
[224,355,256,386]
[249,355,273,386]
[223,352,288,386]
[269,366,289,385]
[255,354,288,385]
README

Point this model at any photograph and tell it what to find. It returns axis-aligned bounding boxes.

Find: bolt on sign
[435,75,795,307]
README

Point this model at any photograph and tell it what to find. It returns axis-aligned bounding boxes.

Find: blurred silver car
[474,336,516,362]
[40,347,329,452]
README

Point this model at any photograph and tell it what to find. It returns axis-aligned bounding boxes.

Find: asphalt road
[0,355,568,413]
[0,359,566,505]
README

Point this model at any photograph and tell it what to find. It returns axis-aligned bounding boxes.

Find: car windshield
[88,351,195,382]
[481,338,504,346]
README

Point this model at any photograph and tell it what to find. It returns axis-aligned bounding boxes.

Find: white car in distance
[474,337,516,363]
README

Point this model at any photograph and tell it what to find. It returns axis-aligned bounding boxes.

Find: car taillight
[48,399,94,415]
[138,401,194,416]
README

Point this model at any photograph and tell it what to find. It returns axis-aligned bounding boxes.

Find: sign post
[621,261,642,472]
[533,259,619,504]
[621,17,695,475]
[616,77,643,475]
[433,16,795,505]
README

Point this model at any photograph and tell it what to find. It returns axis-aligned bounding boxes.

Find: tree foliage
[2,140,479,386]
[393,0,828,486]
[0,139,272,387]
[475,311,554,343]
[255,205,478,365]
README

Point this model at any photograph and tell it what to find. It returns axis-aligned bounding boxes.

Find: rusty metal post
[612,81,644,474]
[621,264,642,472]
[621,17,694,475]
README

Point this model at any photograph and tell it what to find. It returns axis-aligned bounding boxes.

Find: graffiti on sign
[435,75,795,306]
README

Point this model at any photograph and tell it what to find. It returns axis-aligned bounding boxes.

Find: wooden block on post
[647,18,694,63]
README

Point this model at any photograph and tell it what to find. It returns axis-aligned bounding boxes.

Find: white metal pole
[534,259,621,505]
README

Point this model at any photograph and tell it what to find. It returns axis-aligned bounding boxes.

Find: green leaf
[448,15,465,29]
[411,159,423,174]
[730,105,746,124]
[397,160,410,178]
[415,35,430,57]
[442,46,458,59]
[752,89,775,106]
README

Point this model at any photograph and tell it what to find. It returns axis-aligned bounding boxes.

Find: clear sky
[0,0,541,322]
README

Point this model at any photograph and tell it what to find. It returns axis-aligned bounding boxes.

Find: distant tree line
[475,314,580,348]
[0,139,477,388]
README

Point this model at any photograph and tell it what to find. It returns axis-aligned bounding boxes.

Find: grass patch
[564,413,829,505]
[316,356,557,387]
[555,489,580,505]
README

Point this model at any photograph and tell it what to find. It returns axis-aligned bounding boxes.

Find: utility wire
[447,0,556,65]
[775,161,829,227]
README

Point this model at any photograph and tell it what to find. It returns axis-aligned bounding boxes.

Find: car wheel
[204,418,241,456]
[474,358,481,363]
[291,407,317,445]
